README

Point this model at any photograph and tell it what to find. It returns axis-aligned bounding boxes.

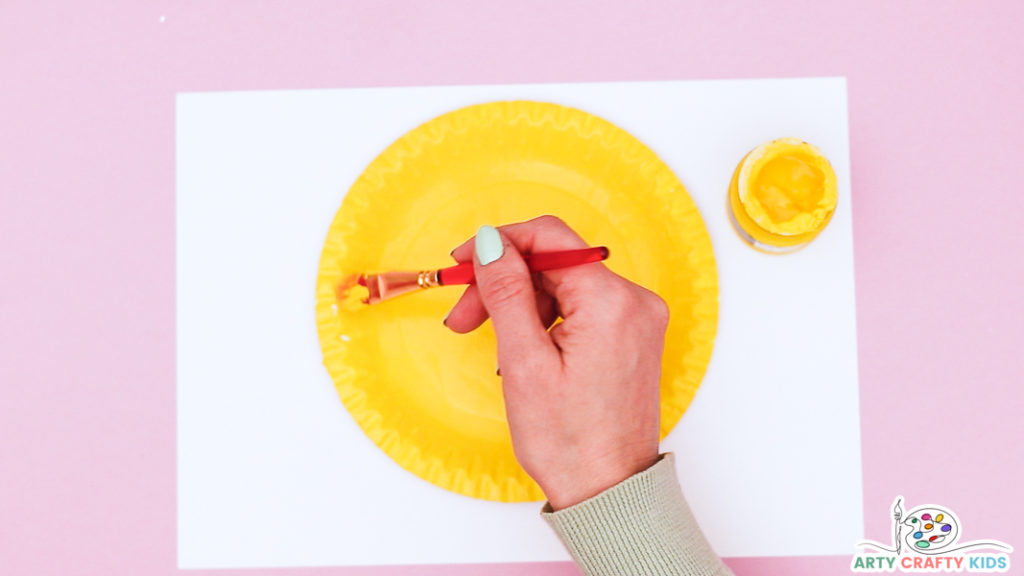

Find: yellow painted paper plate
[316,101,718,502]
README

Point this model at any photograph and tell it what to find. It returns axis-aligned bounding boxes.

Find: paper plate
[316,101,718,502]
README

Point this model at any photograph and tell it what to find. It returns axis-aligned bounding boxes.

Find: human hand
[443,216,669,510]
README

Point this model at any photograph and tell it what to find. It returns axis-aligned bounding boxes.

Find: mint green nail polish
[475,225,503,266]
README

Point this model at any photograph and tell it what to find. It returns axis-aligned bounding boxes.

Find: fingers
[535,289,560,330]
[448,214,616,318]
[446,215,585,332]
[449,215,591,262]
[471,225,558,374]
[445,274,560,334]
[443,284,488,333]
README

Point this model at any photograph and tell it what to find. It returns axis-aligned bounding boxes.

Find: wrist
[541,451,660,510]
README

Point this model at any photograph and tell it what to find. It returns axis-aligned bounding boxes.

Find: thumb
[473,225,556,371]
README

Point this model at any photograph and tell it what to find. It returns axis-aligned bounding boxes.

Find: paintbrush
[337,246,609,307]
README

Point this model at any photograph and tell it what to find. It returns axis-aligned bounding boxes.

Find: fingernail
[475,225,503,266]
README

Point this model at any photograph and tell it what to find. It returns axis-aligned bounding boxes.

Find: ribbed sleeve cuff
[541,453,732,576]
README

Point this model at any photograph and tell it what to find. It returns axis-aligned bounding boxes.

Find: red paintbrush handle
[436,246,609,285]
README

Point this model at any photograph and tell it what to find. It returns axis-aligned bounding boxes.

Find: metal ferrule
[417,270,441,289]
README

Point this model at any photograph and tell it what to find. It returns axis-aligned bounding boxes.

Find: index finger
[450,215,586,259]
[449,214,616,306]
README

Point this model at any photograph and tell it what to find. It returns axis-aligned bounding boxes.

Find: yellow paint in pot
[728,138,838,253]
[316,101,719,502]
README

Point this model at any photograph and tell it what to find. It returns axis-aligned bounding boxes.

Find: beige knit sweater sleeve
[541,453,733,576]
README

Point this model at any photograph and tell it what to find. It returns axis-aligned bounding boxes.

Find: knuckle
[533,214,567,230]
[607,284,669,330]
[506,356,546,381]
[596,282,634,323]
[480,273,530,309]
[607,283,633,312]
[647,292,670,327]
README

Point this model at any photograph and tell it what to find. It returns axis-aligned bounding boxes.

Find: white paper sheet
[176,78,862,568]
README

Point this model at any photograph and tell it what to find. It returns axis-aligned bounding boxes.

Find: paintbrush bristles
[361,271,427,305]
[334,274,371,312]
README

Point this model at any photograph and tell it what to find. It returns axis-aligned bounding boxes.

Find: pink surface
[1,1,1022,574]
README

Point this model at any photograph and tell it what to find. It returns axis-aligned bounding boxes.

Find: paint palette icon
[856,496,1012,560]
[905,506,959,552]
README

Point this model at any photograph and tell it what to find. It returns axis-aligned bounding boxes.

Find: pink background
[1,1,1021,574]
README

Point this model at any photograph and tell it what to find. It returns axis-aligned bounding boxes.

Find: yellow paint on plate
[728,137,838,253]
[315,101,718,502]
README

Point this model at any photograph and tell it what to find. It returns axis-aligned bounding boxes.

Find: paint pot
[727,137,838,253]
